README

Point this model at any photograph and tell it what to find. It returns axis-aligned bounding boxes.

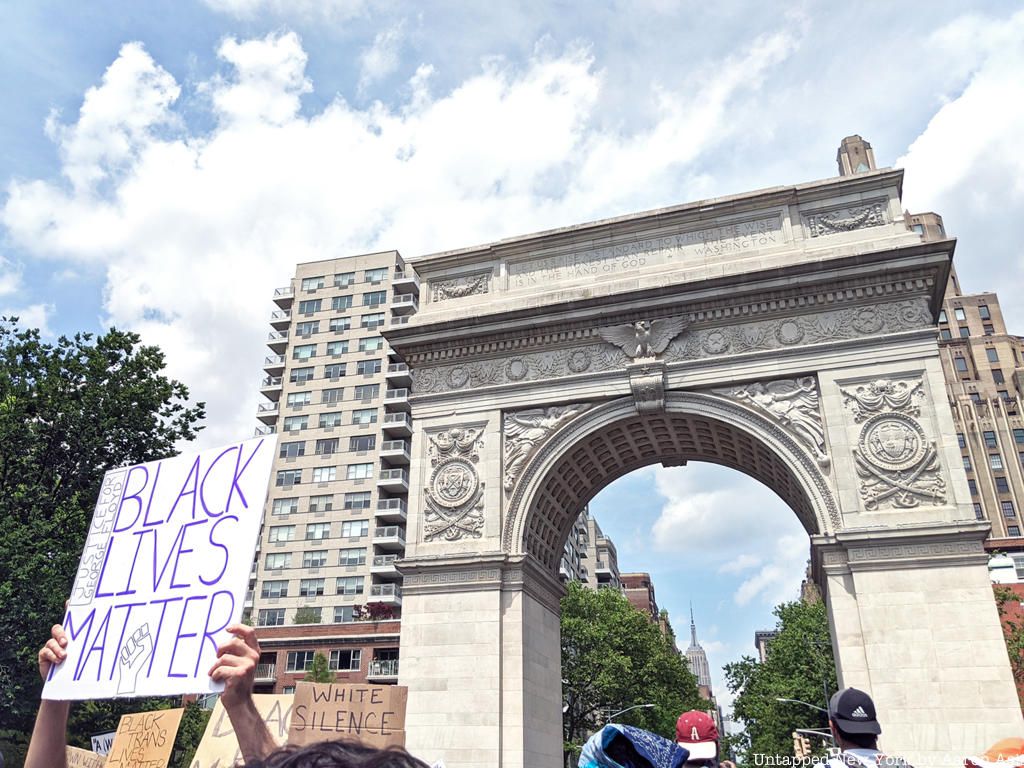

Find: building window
[319,412,343,428]
[339,547,366,566]
[336,576,365,595]
[940,328,952,340]
[299,578,325,597]
[994,369,1006,384]
[361,312,386,329]
[973,503,984,520]
[334,272,355,288]
[330,649,362,671]
[279,440,305,458]
[286,391,311,407]
[354,384,380,400]
[987,348,1000,363]
[301,276,325,291]
[979,305,991,320]
[996,476,1011,493]
[257,609,285,627]
[306,522,331,540]
[363,290,387,307]
[272,497,298,516]
[334,606,357,623]
[329,316,351,332]
[290,366,315,384]
[296,320,319,336]
[269,525,296,543]
[962,456,972,471]
[265,553,291,569]
[1009,526,1022,537]
[991,454,1004,470]
[349,435,376,452]
[321,388,343,407]
[276,469,302,486]
[357,359,382,375]
[1014,428,1024,445]
[326,340,349,356]
[309,494,333,512]
[957,433,966,448]
[970,392,982,403]
[342,520,369,538]
[303,550,328,568]
[954,307,966,321]
[312,466,337,483]
[324,363,346,379]
[282,416,308,432]
[958,327,969,338]
[954,357,968,372]
[261,580,288,599]
[293,343,317,361]
[344,491,371,510]
[315,438,340,455]
[332,295,354,311]
[347,462,374,480]
[286,650,316,672]
[352,408,378,425]
[984,431,998,448]
[359,336,384,352]
[1001,390,1012,402]
[938,310,947,323]
[984,324,995,335]
[298,298,322,314]
[968,479,978,495]
[364,267,388,283]
[1002,501,1017,519]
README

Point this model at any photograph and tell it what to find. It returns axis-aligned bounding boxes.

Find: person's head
[676,710,718,766]
[244,740,430,768]
[828,688,881,751]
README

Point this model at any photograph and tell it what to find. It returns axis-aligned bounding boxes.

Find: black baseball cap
[829,688,881,735]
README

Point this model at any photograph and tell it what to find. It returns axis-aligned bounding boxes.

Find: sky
[3,0,1024,720]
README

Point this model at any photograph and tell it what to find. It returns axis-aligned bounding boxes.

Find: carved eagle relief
[598,317,688,358]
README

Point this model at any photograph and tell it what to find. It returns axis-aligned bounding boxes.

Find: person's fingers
[210,664,252,683]
[226,623,259,650]
[45,638,66,660]
[216,636,258,660]
[208,653,255,677]
[51,624,68,647]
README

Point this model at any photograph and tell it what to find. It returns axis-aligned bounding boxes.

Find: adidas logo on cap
[851,706,868,719]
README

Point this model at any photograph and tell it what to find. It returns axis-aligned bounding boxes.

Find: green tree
[305,652,335,684]
[724,599,837,763]
[0,320,204,762]
[169,701,212,768]
[561,582,703,766]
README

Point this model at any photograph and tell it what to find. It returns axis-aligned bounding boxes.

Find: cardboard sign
[91,730,116,755]
[43,438,274,700]
[190,694,293,767]
[67,746,107,767]
[289,682,407,749]
[105,708,184,768]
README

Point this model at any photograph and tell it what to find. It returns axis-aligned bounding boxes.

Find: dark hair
[832,721,878,751]
[245,740,431,768]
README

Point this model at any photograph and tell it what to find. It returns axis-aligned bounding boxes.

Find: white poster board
[43,437,274,700]
[91,730,116,755]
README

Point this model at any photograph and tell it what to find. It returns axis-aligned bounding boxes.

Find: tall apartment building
[248,251,419,693]
[586,514,622,590]
[621,572,659,620]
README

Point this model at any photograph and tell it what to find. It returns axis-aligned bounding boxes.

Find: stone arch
[504,391,839,573]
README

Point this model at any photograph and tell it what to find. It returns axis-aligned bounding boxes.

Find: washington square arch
[384,159,1024,768]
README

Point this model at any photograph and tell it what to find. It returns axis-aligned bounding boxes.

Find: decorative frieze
[423,427,486,541]
[430,271,491,302]
[503,404,591,492]
[803,199,888,238]
[598,318,688,359]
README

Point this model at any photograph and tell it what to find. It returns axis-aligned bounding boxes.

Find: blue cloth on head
[578,724,690,768]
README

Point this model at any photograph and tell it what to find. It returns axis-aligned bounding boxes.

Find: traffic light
[792,733,812,759]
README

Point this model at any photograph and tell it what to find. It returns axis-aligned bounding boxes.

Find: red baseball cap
[676,710,718,760]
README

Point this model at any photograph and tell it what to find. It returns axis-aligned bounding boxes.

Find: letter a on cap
[691,727,699,740]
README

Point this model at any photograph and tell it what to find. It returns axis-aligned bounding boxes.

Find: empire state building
[685,606,713,695]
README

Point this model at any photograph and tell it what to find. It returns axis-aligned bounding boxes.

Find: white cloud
[1,28,802,448]
[201,0,367,22]
[358,22,406,94]
[2,302,55,336]
[0,255,20,295]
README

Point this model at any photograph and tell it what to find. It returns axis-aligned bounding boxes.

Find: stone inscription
[508,216,783,288]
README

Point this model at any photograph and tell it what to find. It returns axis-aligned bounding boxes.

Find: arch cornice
[502,391,840,564]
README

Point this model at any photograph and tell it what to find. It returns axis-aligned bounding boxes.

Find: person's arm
[209,623,276,763]
[24,624,71,768]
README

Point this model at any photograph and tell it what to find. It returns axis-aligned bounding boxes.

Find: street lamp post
[775,697,828,715]
[604,703,655,723]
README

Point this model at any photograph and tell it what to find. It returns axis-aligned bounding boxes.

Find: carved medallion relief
[423,427,486,541]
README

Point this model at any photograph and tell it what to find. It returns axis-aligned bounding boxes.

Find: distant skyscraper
[685,605,712,691]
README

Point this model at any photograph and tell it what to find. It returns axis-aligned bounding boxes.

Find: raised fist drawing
[117,623,153,695]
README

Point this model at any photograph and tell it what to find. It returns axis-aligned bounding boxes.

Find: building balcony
[375,498,408,524]
[385,362,412,388]
[260,375,283,400]
[376,468,409,493]
[272,286,294,309]
[384,388,410,412]
[380,440,410,465]
[368,583,403,606]
[254,424,276,437]
[367,658,399,681]
[389,292,418,315]
[595,560,611,574]
[269,309,291,329]
[392,268,420,293]
[267,330,289,353]
[256,402,279,424]
[388,316,410,328]
[254,663,277,683]
[371,554,401,579]
[244,590,255,608]
[263,354,285,374]
[382,412,412,436]
[374,526,406,551]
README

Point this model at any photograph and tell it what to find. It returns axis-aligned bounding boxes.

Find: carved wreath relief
[804,200,888,238]
[840,378,946,511]
[503,404,590,492]
[424,427,485,541]
[430,272,491,302]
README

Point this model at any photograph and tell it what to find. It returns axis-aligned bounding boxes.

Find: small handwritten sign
[67,746,107,767]
[105,708,184,768]
[91,730,116,755]
[289,683,407,749]
[43,438,274,700]
[190,694,293,767]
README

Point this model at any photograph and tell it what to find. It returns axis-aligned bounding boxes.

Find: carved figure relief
[430,272,491,302]
[714,376,829,467]
[503,404,590,492]
[424,427,486,541]
[598,318,688,359]
[840,377,945,510]
[804,201,888,238]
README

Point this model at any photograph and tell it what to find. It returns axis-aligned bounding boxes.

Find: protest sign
[289,682,407,749]
[43,437,274,700]
[67,746,107,767]
[190,694,293,767]
[92,730,116,755]
[105,708,184,768]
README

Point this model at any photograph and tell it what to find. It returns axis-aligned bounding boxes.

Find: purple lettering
[169,595,206,678]
[201,515,236,586]
[196,590,234,676]
[112,465,148,532]
[199,446,238,517]
[225,439,265,515]
[169,519,209,589]
[166,456,201,524]
[140,461,164,527]
[108,601,146,680]
[147,596,182,677]
[76,606,111,682]
[52,608,94,681]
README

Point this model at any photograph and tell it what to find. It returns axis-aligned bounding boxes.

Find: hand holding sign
[38,624,69,681]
